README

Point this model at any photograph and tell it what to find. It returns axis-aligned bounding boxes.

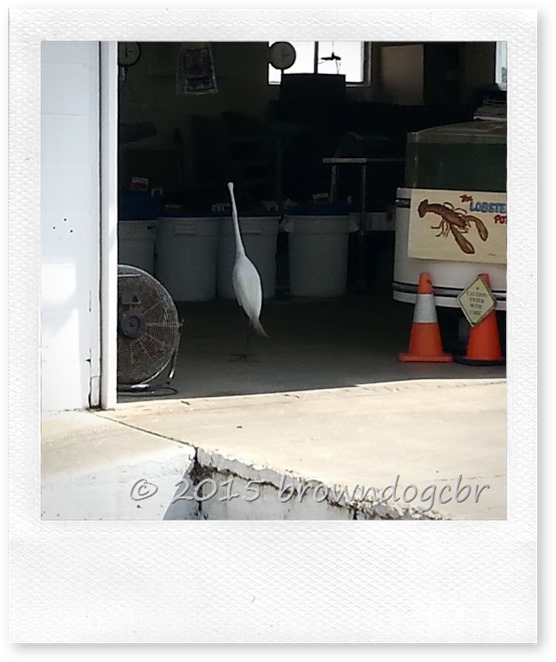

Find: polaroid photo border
[8,6,536,644]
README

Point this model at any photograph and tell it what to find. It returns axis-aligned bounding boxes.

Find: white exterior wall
[41,42,101,411]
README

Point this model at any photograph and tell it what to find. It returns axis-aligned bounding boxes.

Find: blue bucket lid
[160,209,227,218]
[286,203,351,216]
[118,190,164,220]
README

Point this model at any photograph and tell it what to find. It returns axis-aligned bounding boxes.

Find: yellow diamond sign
[457,275,497,327]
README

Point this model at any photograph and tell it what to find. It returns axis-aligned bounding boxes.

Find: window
[495,41,507,87]
[268,41,367,85]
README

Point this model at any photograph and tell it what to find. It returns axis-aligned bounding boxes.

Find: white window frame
[495,41,507,88]
[268,41,370,87]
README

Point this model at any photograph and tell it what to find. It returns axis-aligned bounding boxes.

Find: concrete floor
[43,295,507,521]
[119,294,506,401]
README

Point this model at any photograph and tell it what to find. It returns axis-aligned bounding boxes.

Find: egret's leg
[229,313,252,361]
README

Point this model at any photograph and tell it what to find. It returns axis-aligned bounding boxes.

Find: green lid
[407,121,506,145]
[405,121,507,192]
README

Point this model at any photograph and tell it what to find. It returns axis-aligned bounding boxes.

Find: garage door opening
[39,37,509,525]
[114,41,506,403]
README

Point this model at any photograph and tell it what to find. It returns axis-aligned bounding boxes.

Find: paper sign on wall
[408,189,507,264]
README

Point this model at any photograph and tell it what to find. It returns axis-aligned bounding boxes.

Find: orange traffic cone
[455,274,505,366]
[399,273,453,362]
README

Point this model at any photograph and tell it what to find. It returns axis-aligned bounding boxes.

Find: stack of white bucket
[124,203,358,303]
[118,220,157,274]
[282,205,357,297]
[155,214,221,302]
[118,192,161,275]
[155,212,280,303]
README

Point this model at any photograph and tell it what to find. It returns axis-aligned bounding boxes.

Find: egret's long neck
[228,183,245,257]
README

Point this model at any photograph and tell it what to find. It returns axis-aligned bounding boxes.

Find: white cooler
[393,187,507,310]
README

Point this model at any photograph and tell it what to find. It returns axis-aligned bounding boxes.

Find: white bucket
[155,216,220,302]
[218,216,280,300]
[393,187,507,310]
[282,213,357,297]
[118,220,156,274]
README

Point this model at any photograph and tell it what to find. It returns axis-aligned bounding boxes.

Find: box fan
[117,265,182,393]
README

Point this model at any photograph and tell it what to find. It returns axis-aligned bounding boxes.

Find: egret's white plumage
[227,182,268,337]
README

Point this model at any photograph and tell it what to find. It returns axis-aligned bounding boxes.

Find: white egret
[227,182,268,359]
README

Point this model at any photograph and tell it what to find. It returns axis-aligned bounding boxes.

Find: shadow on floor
[118,293,506,403]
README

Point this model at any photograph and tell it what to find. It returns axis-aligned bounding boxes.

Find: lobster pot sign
[408,189,507,264]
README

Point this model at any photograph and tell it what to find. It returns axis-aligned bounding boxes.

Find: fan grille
[117,265,180,387]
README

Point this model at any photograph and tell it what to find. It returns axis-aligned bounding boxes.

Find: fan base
[117,382,178,397]
[117,383,152,393]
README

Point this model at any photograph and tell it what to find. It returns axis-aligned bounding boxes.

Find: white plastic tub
[393,187,507,309]
[218,216,280,299]
[155,216,220,302]
[282,209,357,297]
[118,220,156,274]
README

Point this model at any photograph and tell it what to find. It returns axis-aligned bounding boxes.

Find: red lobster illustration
[417,199,489,255]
